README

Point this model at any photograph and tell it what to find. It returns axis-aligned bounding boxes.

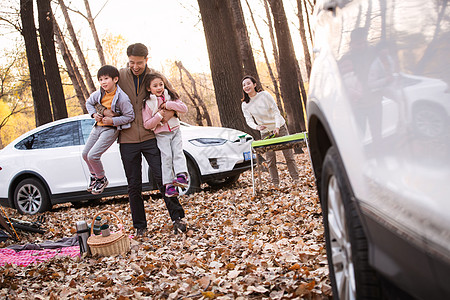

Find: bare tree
[244,0,283,115]
[197,0,256,136]
[57,0,96,94]
[297,0,312,78]
[83,0,106,66]
[267,0,306,133]
[20,0,53,126]
[230,0,260,82]
[54,19,89,113]
[303,0,313,46]
[102,33,128,68]
[175,61,212,126]
[61,0,109,66]
[0,52,33,147]
[290,39,309,120]
[263,0,280,77]
[37,0,68,120]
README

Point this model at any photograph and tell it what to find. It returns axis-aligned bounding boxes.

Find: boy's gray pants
[82,126,118,178]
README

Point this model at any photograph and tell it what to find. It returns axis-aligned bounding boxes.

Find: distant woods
[197,0,312,136]
[0,0,313,146]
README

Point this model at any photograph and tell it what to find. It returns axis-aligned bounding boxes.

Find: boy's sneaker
[173,173,189,188]
[165,184,179,197]
[92,176,108,195]
[87,176,96,192]
[173,218,187,234]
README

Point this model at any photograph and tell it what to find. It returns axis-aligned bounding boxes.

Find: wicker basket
[87,210,130,256]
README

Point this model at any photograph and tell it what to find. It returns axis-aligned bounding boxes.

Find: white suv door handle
[323,0,337,11]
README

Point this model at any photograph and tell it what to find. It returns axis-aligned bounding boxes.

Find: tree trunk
[229,0,259,82]
[58,0,96,94]
[20,0,53,126]
[83,0,105,66]
[292,45,308,124]
[263,0,281,79]
[304,0,313,46]
[37,0,68,120]
[267,0,306,133]
[297,0,312,78]
[244,0,283,116]
[175,61,212,126]
[197,0,257,137]
[263,0,287,118]
[54,19,89,114]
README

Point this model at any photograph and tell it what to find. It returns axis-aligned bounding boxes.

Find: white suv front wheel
[13,178,50,215]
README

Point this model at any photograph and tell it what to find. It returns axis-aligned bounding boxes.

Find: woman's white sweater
[241,91,285,134]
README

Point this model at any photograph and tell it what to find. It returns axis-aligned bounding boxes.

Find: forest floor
[0,148,332,299]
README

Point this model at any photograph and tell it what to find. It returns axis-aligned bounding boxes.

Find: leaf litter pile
[0,148,331,299]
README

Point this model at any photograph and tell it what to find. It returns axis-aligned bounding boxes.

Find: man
[118,43,187,236]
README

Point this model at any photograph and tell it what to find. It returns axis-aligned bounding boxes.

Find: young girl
[142,72,189,197]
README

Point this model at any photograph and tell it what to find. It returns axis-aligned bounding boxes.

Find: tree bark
[229,0,259,82]
[244,0,283,116]
[20,0,53,126]
[58,0,96,94]
[267,0,306,133]
[83,0,105,66]
[263,0,281,79]
[197,0,257,137]
[175,61,212,126]
[291,42,308,124]
[304,0,313,46]
[37,0,68,120]
[54,19,89,113]
[297,0,312,78]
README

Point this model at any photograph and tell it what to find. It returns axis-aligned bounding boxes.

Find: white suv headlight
[189,138,227,147]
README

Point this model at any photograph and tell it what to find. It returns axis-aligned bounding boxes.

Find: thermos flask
[76,220,91,255]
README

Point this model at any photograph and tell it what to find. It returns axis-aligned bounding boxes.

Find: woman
[241,75,299,186]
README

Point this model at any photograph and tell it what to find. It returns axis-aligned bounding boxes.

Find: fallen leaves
[0,148,331,299]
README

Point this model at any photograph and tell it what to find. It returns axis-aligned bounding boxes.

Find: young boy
[82,65,135,195]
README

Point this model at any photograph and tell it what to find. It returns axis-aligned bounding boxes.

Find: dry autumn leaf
[0,150,331,299]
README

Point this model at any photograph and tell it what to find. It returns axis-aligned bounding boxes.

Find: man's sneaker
[87,176,96,192]
[92,176,108,195]
[173,218,187,234]
[136,228,147,237]
[173,173,189,188]
[165,184,179,197]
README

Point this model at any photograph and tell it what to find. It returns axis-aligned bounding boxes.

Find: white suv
[308,0,450,299]
[0,115,253,214]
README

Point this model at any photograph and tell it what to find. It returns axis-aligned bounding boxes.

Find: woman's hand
[256,125,267,131]
[273,127,280,136]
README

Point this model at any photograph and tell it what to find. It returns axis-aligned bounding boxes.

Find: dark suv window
[15,121,80,150]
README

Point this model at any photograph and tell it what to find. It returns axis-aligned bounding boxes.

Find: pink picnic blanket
[0,246,80,266]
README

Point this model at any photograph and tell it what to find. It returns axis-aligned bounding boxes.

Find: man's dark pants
[119,138,185,229]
